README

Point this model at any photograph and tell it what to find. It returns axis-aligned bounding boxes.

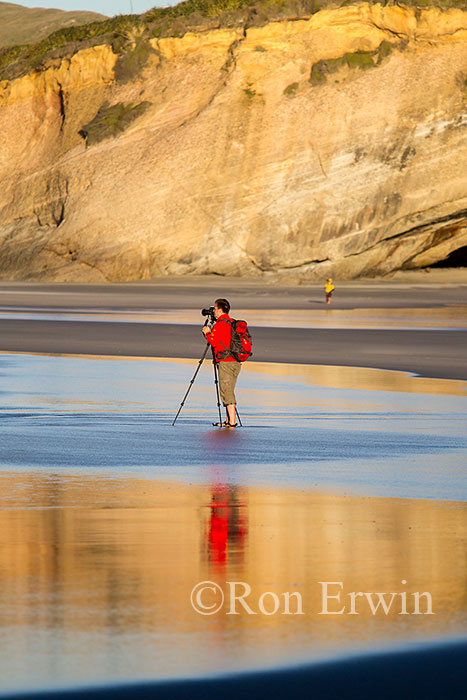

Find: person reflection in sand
[205,482,248,575]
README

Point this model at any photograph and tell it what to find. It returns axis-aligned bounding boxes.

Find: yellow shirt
[325,282,335,294]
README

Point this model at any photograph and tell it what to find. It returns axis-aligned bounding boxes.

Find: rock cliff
[0,2,466,281]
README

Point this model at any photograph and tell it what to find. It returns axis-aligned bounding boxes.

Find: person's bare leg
[226,404,236,425]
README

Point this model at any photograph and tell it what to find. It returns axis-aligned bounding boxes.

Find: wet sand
[0,281,466,380]
[1,320,466,380]
[0,281,466,698]
[0,467,466,693]
[1,278,466,310]
[2,354,465,498]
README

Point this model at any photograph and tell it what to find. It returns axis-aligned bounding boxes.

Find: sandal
[226,422,238,428]
[212,421,230,427]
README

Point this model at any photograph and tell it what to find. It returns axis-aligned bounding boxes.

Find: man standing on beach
[202,298,241,428]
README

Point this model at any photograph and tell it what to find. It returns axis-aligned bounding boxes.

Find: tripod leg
[211,350,223,425]
[172,343,210,426]
[235,406,243,427]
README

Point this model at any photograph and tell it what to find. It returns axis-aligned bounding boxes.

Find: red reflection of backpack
[218,319,253,362]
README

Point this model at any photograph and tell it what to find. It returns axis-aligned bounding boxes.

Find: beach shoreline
[0,280,466,381]
[1,278,466,697]
[0,321,465,381]
[1,267,466,289]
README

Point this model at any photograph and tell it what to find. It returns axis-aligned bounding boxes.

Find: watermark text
[190,580,434,616]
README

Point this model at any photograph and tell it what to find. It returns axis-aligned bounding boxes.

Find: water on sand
[0,352,466,693]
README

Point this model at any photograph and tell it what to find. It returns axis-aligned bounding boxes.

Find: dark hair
[215,298,230,314]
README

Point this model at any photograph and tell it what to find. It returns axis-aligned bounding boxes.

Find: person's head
[327,278,332,283]
[214,298,230,319]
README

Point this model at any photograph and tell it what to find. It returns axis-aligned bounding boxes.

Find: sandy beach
[0,279,466,380]
[1,273,467,310]
[0,278,466,698]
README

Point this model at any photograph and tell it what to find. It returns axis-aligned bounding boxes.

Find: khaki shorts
[217,361,241,406]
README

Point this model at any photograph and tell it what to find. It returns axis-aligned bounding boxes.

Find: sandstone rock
[0,3,466,282]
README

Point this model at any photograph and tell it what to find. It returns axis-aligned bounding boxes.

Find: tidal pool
[0,353,466,694]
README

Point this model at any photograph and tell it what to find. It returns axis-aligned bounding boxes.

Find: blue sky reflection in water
[0,352,466,694]
[0,352,466,500]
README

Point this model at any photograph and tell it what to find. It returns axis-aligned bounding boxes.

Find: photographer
[202,298,241,428]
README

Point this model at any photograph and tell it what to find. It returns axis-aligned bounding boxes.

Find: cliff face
[0,3,466,282]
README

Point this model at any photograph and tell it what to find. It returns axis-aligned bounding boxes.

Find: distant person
[202,298,244,428]
[325,278,335,304]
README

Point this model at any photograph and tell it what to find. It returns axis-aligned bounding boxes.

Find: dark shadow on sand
[2,639,466,700]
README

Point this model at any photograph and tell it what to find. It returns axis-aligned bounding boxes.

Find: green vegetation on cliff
[309,40,402,83]
[78,101,151,145]
[114,35,157,83]
[0,0,466,82]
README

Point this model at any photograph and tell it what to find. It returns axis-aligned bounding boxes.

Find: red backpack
[217,319,253,362]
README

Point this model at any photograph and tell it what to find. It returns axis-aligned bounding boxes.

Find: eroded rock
[0,3,466,282]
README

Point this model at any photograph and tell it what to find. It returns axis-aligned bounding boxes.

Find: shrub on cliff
[114,37,156,83]
[78,101,151,146]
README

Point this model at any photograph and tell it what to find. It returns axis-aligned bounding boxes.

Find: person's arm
[203,320,229,353]
[202,321,217,347]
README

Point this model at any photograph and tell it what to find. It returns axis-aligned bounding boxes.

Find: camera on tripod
[201,306,216,324]
[172,303,243,427]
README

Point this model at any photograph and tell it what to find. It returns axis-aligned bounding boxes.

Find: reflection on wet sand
[3,353,465,405]
[1,306,466,330]
[0,472,465,691]
[205,483,247,575]
[242,361,467,397]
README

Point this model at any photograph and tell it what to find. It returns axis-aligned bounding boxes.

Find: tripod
[172,343,243,427]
